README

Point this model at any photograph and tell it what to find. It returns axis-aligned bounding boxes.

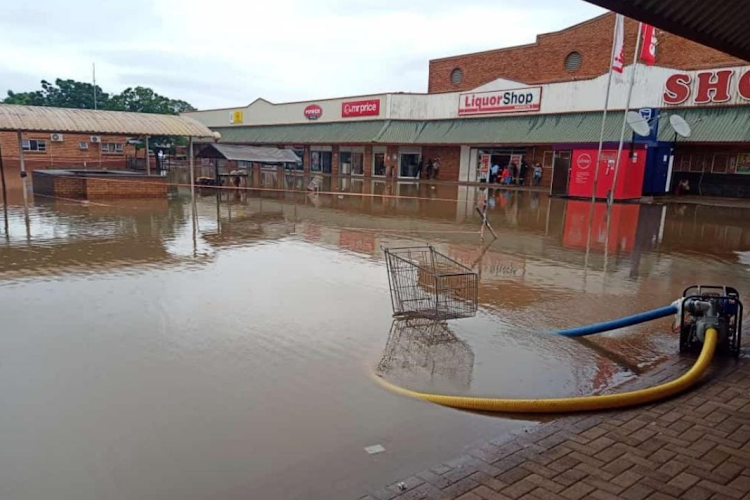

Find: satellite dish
[626,111,651,136]
[670,114,692,138]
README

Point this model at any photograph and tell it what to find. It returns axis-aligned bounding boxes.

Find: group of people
[414,157,441,180]
[488,159,543,186]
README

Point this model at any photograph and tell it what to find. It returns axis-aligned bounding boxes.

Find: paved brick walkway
[361,353,750,500]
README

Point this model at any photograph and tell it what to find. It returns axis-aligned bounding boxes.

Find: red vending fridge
[567,148,646,200]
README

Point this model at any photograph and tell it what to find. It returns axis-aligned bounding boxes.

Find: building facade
[185,12,750,198]
[0,131,136,171]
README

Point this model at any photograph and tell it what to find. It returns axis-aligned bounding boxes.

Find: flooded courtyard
[1,172,749,500]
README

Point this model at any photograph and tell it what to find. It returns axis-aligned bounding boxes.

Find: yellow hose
[374,328,717,413]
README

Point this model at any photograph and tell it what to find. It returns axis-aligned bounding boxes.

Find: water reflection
[377,319,475,392]
[1,170,749,499]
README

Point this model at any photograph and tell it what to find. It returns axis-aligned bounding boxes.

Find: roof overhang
[0,104,216,137]
[583,1,750,62]
[197,143,301,163]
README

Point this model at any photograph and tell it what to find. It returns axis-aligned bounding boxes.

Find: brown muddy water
[1,172,749,500]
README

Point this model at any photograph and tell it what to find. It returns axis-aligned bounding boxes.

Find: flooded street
[1,172,749,500]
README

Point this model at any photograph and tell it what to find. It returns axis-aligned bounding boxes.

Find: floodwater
[1,170,749,500]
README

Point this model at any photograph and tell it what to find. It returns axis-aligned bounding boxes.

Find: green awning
[211,106,750,146]
[408,112,627,144]
[213,120,388,144]
[657,107,750,143]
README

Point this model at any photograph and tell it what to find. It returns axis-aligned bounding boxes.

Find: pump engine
[679,286,743,357]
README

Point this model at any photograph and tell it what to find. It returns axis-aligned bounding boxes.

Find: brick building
[185,12,750,198]
[0,131,136,171]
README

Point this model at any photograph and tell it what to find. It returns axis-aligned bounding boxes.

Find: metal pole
[189,137,195,194]
[145,136,150,175]
[93,63,97,110]
[16,131,27,177]
[0,132,7,206]
[609,22,643,206]
[592,14,620,203]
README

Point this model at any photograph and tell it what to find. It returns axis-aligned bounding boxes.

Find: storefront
[310,146,333,174]
[398,147,422,179]
[339,146,364,175]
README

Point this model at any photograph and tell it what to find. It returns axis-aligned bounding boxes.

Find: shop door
[400,153,420,178]
[551,157,570,196]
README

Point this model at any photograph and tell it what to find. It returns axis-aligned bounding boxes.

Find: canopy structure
[583,0,750,62]
[197,143,301,164]
[0,103,215,137]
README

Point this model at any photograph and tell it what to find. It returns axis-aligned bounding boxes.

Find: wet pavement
[1,171,749,500]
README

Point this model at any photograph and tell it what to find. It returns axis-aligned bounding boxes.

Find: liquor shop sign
[458,87,542,116]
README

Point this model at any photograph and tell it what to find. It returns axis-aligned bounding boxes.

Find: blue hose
[556,304,678,337]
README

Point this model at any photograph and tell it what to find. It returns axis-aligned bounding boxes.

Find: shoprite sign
[458,87,542,115]
[342,99,380,118]
[663,68,750,105]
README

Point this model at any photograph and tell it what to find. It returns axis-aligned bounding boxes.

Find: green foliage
[2,79,194,115]
[3,79,197,146]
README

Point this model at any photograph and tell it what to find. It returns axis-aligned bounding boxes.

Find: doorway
[550,151,571,196]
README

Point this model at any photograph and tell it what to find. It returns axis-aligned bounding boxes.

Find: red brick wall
[31,170,167,199]
[0,131,136,171]
[85,176,167,199]
[422,146,461,181]
[363,145,373,177]
[428,13,746,93]
[331,145,340,175]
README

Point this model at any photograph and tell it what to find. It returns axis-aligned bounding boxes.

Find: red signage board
[663,68,750,105]
[568,149,645,200]
[341,99,380,118]
[458,87,542,115]
[304,104,323,120]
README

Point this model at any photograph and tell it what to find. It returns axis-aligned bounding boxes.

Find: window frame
[21,139,47,153]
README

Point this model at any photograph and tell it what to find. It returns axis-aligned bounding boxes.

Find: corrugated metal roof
[409,112,627,144]
[214,121,388,144]
[210,107,750,146]
[584,1,750,62]
[0,104,215,137]
[657,107,750,143]
[198,144,301,163]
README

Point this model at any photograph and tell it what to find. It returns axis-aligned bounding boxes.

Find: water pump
[679,286,743,357]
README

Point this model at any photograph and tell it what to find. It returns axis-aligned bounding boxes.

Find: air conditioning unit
[90,136,102,143]
[50,133,64,142]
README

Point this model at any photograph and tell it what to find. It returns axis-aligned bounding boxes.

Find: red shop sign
[304,104,323,120]
[342,99,380,118]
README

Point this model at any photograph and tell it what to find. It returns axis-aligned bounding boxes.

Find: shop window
[101,142,124,154]
[373,152,386,176]
[737,153,750,175]
[564,52,583,72]
[712,154,730,173]
[22,139,47,152]
[689,153,708,172]
[679,153,692,171]
[310,151,332,174]
[543,151,554,168]
[291,147,304,171]
[340,148,364,176]
[450,68,463,85]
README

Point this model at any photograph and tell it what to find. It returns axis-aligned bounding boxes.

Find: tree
[3,79,109,109]
[2,80,194,115]
[107,86,195,115]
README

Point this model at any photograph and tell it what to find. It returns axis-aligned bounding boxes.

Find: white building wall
[185,64,750,128]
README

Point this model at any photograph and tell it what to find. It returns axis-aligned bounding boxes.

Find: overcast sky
[0,0,604,110]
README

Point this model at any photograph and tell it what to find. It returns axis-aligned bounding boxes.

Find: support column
[145,136,151,175]
[188,137,195,191]
[16,131,27,177]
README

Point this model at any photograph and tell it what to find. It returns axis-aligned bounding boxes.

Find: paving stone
[376,357,750,500]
